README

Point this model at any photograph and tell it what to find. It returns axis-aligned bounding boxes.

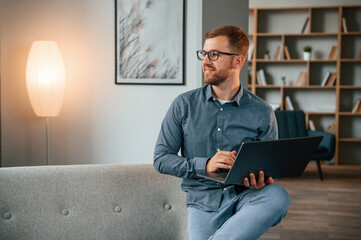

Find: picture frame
[115,0,185,85]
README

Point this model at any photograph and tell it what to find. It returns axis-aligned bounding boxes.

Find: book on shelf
[321,71,332,86]
[328,46,337,60]
[301,17,309,34]
[342,17,348,33]
[274,46,280,60]
[284,96,294,110]
[256,69,267,85]
[308,119,316,131]
[326,123,336,134]
[352,99,361,113]
[278,45,284,60]
[284,46,291,60]
[256,72,261,85]
[248,44,254,61]
[325,73,336,86]
[296,72,307,86]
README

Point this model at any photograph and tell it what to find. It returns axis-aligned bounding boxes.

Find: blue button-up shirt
[154,84,278,211]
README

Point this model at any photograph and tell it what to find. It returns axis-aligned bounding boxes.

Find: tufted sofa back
[0,164,188,240]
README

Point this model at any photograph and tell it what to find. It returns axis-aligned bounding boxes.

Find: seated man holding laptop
[154,25,293,240]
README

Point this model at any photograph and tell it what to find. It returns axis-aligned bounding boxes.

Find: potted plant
[264,50,270,59]
[281,76,286,86]
[303,46,312,60]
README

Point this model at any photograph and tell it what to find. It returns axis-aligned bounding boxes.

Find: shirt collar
[205,84,244,107]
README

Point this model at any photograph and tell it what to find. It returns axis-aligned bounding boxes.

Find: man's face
[202,36,236,86]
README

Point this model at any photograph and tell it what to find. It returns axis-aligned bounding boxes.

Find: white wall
[0,0,203,166]
[250,0,361,8]
[2,0,358,167]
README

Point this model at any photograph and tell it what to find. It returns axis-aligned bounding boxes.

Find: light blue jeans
[187,184,290,240]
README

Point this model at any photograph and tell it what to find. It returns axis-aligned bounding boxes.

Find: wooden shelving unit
[249,5,361,165]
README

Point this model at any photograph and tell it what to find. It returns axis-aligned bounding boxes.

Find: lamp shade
[26,41,66,117]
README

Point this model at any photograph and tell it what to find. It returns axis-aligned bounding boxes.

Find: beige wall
[0,0,203,166]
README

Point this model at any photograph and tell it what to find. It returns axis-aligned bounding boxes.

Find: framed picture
[115,0,185,85]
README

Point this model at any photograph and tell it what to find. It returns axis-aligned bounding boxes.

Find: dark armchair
[274,110,336,180]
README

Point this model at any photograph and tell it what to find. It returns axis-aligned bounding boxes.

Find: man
[154,25,290,240]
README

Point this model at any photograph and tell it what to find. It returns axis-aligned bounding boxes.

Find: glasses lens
[208,51,219,61]
[197,50,205,60]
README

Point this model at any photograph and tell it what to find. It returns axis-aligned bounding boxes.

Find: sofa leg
[316,160,324,181]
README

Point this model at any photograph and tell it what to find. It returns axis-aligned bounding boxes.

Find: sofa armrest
[307,130,335,153]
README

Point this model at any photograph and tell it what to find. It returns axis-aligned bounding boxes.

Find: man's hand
[206,150,237,172]
[243,170,274,189]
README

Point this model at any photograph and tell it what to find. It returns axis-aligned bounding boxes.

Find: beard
[203,73,226,86]
[203,67,230,86]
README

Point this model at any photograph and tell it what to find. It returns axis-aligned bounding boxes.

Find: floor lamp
[26,41,66,165]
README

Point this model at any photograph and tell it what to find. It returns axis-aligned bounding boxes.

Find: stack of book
[256,69,267,86]
[273,45,291,60]
[296,72,307,86]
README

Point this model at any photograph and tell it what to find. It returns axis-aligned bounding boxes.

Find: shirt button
[217,149,220,152]
[217,128,221,132]
[220,108,223,111]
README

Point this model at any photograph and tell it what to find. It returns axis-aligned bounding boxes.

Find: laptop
[197,136,323,184]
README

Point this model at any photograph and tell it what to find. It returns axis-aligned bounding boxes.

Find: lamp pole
[46,117,49,165]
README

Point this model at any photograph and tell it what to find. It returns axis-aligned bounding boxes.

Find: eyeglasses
[196,50,239,61]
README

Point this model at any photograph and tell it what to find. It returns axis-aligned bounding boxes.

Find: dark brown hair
[205,25,249,57]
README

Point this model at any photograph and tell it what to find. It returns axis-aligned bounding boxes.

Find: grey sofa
[0,164,188,240]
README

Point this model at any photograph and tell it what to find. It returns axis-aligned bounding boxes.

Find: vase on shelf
[303,52,311,60]
[303,46,312,60]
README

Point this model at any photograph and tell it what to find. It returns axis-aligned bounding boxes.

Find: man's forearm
[153,152,208,179]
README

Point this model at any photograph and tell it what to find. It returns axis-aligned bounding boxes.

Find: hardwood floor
[260,162,361,240]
